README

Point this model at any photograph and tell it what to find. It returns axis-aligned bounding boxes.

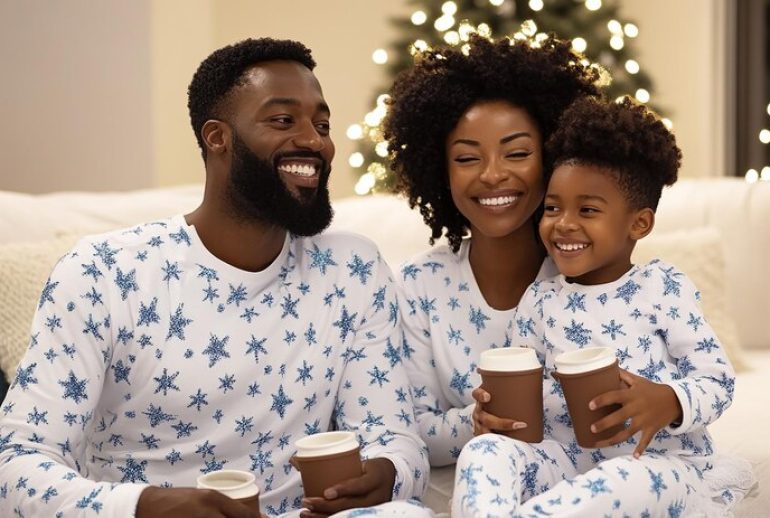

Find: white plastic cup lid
[295,431,358,458]
[196,470,259,499]
[478,347,541,372]
[554,347,615,374]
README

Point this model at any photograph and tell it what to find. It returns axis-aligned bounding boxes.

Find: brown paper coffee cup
[292,431,364,498]
[196,469,260,514]
[552,355,624,448]
[477,347,544,442]
[477,366,544,442]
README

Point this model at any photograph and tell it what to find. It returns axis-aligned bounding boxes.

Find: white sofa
[0,178,766,515]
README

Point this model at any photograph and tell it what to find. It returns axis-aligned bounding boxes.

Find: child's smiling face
[540,163,653,285]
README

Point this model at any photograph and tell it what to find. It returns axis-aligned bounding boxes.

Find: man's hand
[471,387,527,436]
[299,457,396,518]
[136,486,262,518]
[590,369,683,457]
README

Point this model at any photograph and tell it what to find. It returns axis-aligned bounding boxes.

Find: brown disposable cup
[196,469,260,515]
[477,366,544,442]
[292,446,364,498]
[552,359,624,448]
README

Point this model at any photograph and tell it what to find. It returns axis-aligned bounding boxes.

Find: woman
[382,33,603,468]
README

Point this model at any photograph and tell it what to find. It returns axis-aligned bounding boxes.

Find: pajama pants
[452,434,703,518]
[279,498,435,517]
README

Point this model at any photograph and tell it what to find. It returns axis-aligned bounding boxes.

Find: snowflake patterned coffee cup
[552,347,624,448]
[292,431,364,498]
[477,347,544,442]
[196,469,260,513]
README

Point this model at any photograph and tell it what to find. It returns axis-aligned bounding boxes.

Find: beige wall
[0,0,731,196]
[0,0,154,193]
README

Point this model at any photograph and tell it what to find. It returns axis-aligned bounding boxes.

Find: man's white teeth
[556,243,589,251]
[279,164,316,177]
[478,195,517,207]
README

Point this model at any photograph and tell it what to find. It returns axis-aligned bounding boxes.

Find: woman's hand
[590,370,683,457]
[471,387,527,436]
[299,457,396,518]
[136,486,261,518]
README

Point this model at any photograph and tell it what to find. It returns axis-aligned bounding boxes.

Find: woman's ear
[201,120,230,156]
[630,207,655,241]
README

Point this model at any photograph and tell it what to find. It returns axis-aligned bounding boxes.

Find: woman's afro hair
[544,96,681,211]
[188,38,315,159]
[382,33,603,252]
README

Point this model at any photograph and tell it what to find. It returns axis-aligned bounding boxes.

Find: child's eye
[543,204,559,213]
[581,207,600,214]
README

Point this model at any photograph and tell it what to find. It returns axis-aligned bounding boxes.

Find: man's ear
[630,207,655,241]
[201,120,230,156]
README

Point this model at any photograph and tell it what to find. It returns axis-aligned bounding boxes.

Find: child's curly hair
[544,96,681,211]
[383,34,603,252]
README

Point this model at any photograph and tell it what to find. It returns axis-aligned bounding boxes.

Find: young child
[452,97,750,517]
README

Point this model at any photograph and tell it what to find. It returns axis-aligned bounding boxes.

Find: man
[0,38,429,517]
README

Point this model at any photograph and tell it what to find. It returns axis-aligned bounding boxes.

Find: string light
[434,14,455,31]
[607,20,622,34]
[763,166,770,181]
[529,0,544,10]
[585,0,602,11]
[444,30,461,45]
[625,59,639,74]
[624,23,639,38]
[635,88,650,103]
[354,172,376,195]
[760,129,770,144]
[375,141,389,158]
[411,10,427,25]
[662,118,673,130]
[610,35,624,50]
[346,124,363,140]
[767,103,770,116]
[442,1,458,15]
[349,152,364,168]
[521,20,537,36]
[372,49,388,64]
[746,169,759,183]
[572,38,587,53]
[489,0,505,6]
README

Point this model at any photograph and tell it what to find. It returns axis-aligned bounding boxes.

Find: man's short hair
[187,38,315,159]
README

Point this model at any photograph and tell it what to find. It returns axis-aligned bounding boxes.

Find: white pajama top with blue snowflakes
[397,240,556,466]
[0,215,429,517]
[513,259,734,469]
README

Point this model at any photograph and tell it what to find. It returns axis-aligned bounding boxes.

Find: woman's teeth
[478,195,517,206]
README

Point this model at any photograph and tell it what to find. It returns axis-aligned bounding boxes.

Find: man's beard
[226,133,333,236]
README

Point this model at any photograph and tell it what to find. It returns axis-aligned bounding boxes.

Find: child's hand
[471,387,527,436]
[588,370,683,457]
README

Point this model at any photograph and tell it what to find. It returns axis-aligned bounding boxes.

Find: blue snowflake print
[280,294,300,319]
[401,263,421,281]
[169,227,191,246]
[614,279,641,304]
[646,468,668,501]
[367,366,390,387]
[306,244,337,274]
[249,449,274,474]
[660,266,683,297]
[137,297,160,327]
[166,304,193,341]
[82,286,104,306]
[686,312,703,332]
[13,363,38,390]
[270,385,294,419]
[517,316,536,337]
[469,306,490,334]
[564,292,587,313]
[449,369,473,396]
[347,254,374,284]
[563,319,592,346]
[333,306,358,342]
[601,319,626,340]
[118,457,148,483]
[92,241,121,270]
[227,283,248,307]
[245,335,268,363]
[161,260,182,283]
[695,337,719,354]
[58,371,88,404]
[153,368,180,395]
[38,278,59,309]
[114,267,139,300]
[81,261,103,281]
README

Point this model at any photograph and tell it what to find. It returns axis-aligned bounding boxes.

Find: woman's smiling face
[446,100,544,240]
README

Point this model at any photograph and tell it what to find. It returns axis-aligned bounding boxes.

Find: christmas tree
[350,0,660,194]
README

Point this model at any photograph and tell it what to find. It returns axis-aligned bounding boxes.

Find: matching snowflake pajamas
[453,260,743,517]
[0,216,430,517]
